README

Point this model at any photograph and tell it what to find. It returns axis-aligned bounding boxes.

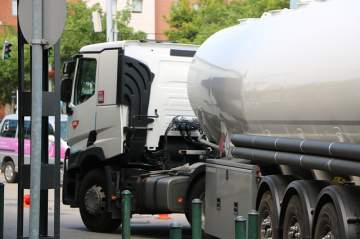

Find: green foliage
[61,2,106,62]
[166,0,289,44]
[0,30,31,103]
[61,2,146,62]
[0,2,145,104]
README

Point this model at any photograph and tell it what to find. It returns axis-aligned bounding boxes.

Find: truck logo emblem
[72,120,79,129]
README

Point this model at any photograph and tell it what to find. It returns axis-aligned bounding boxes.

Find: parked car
[0,114,68,183]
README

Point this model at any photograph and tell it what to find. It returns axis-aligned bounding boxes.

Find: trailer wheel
[258,191,277,239]
[185,177,205,228]
[79,169,121,232]
[282,195,305,239]
[314,203,340,239]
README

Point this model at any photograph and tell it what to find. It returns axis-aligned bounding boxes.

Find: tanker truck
[187,0,360,238]
[60,41,211,232]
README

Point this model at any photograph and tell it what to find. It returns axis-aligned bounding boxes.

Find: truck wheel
[313,203,340,239]
[79,169,121,232]
[4,160,17,183]
[258,191,276,239]
[282,195,305,239]
[185,177,205,229]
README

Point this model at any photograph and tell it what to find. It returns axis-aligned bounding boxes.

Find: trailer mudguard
[279,180,329,239]
[313,185,360,239]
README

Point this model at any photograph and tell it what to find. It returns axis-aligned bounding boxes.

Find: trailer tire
[79,169,121,232]
[314,203,340,239]
[185,177,205,227]
[282,195,306,239]
[258,191,277,239]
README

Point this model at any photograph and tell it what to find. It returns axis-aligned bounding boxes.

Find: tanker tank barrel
[231,134,360,162]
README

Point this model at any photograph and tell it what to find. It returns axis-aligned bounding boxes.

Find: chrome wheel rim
[4,164,14,181]
[288,221,302,239]
[84,185,106,215]
[321,231,334,239]
[260,215,272,239]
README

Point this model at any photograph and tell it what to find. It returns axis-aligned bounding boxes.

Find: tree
[166,0,289,44]
[61,2,146,62]
[0,29,31,103]
[60,2,106,62]
[0,1,146,104]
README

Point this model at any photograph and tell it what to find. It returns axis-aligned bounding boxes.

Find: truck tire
[185,177,205,228]
[79,169,121,232]
[3,160,17,183]
[313,203,340,239]
[258,191,277,239]
[282,195,305,239]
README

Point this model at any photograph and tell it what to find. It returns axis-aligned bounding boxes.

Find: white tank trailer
[188,0,360,238]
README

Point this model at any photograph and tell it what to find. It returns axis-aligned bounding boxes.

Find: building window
[132,0,143,13]
[12,0,17,16]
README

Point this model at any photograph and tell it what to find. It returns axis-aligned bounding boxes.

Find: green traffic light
[2,41,12,60]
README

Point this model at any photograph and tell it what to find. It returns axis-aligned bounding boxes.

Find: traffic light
[2,40,12,60]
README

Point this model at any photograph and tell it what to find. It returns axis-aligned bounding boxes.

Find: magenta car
[0,114,68,183]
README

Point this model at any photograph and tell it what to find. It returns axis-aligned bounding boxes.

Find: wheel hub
[288,222,302,239]
[260,216,272,239]
[321,232,334,239]
[84,185,106,215]
[4,164,13,180]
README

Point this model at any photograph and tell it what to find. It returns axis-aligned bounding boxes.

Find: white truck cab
[61,41,208,232]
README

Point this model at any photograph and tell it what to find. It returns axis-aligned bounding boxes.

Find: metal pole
[54,41,61,239]
[121,190,131,239]
[192,199,202,239]
[112,0,117,41]
[235,216,247,239]
[16,0,25,236]
[0,183,4,239]
[40,48,48,237]
[106,0,113,42]
[29,0,43,237]
[169,222,182,239]
[248,210,259,239]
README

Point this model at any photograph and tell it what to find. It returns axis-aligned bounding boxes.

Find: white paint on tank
[188,0,360,145]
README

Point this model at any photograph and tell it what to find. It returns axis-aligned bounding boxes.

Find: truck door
[67,55,98,152]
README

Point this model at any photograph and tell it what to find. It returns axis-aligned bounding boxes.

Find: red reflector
[177,197,184,204]
[98,90,104,104]
[72,120,79,129]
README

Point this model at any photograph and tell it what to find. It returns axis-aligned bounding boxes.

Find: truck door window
[74,58,97,105]
[0,120,17,138]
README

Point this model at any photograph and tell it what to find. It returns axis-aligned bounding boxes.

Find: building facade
[0,0,17,33]
[86,0,174,40]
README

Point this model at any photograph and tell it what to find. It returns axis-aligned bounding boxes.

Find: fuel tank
[188,0,360,146]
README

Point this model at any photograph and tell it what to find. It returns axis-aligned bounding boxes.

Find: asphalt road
[1,176,192,239]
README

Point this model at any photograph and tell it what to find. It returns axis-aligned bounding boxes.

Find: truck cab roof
[79,40,198,54]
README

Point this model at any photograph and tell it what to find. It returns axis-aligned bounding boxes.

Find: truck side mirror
[61,79,72,103]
